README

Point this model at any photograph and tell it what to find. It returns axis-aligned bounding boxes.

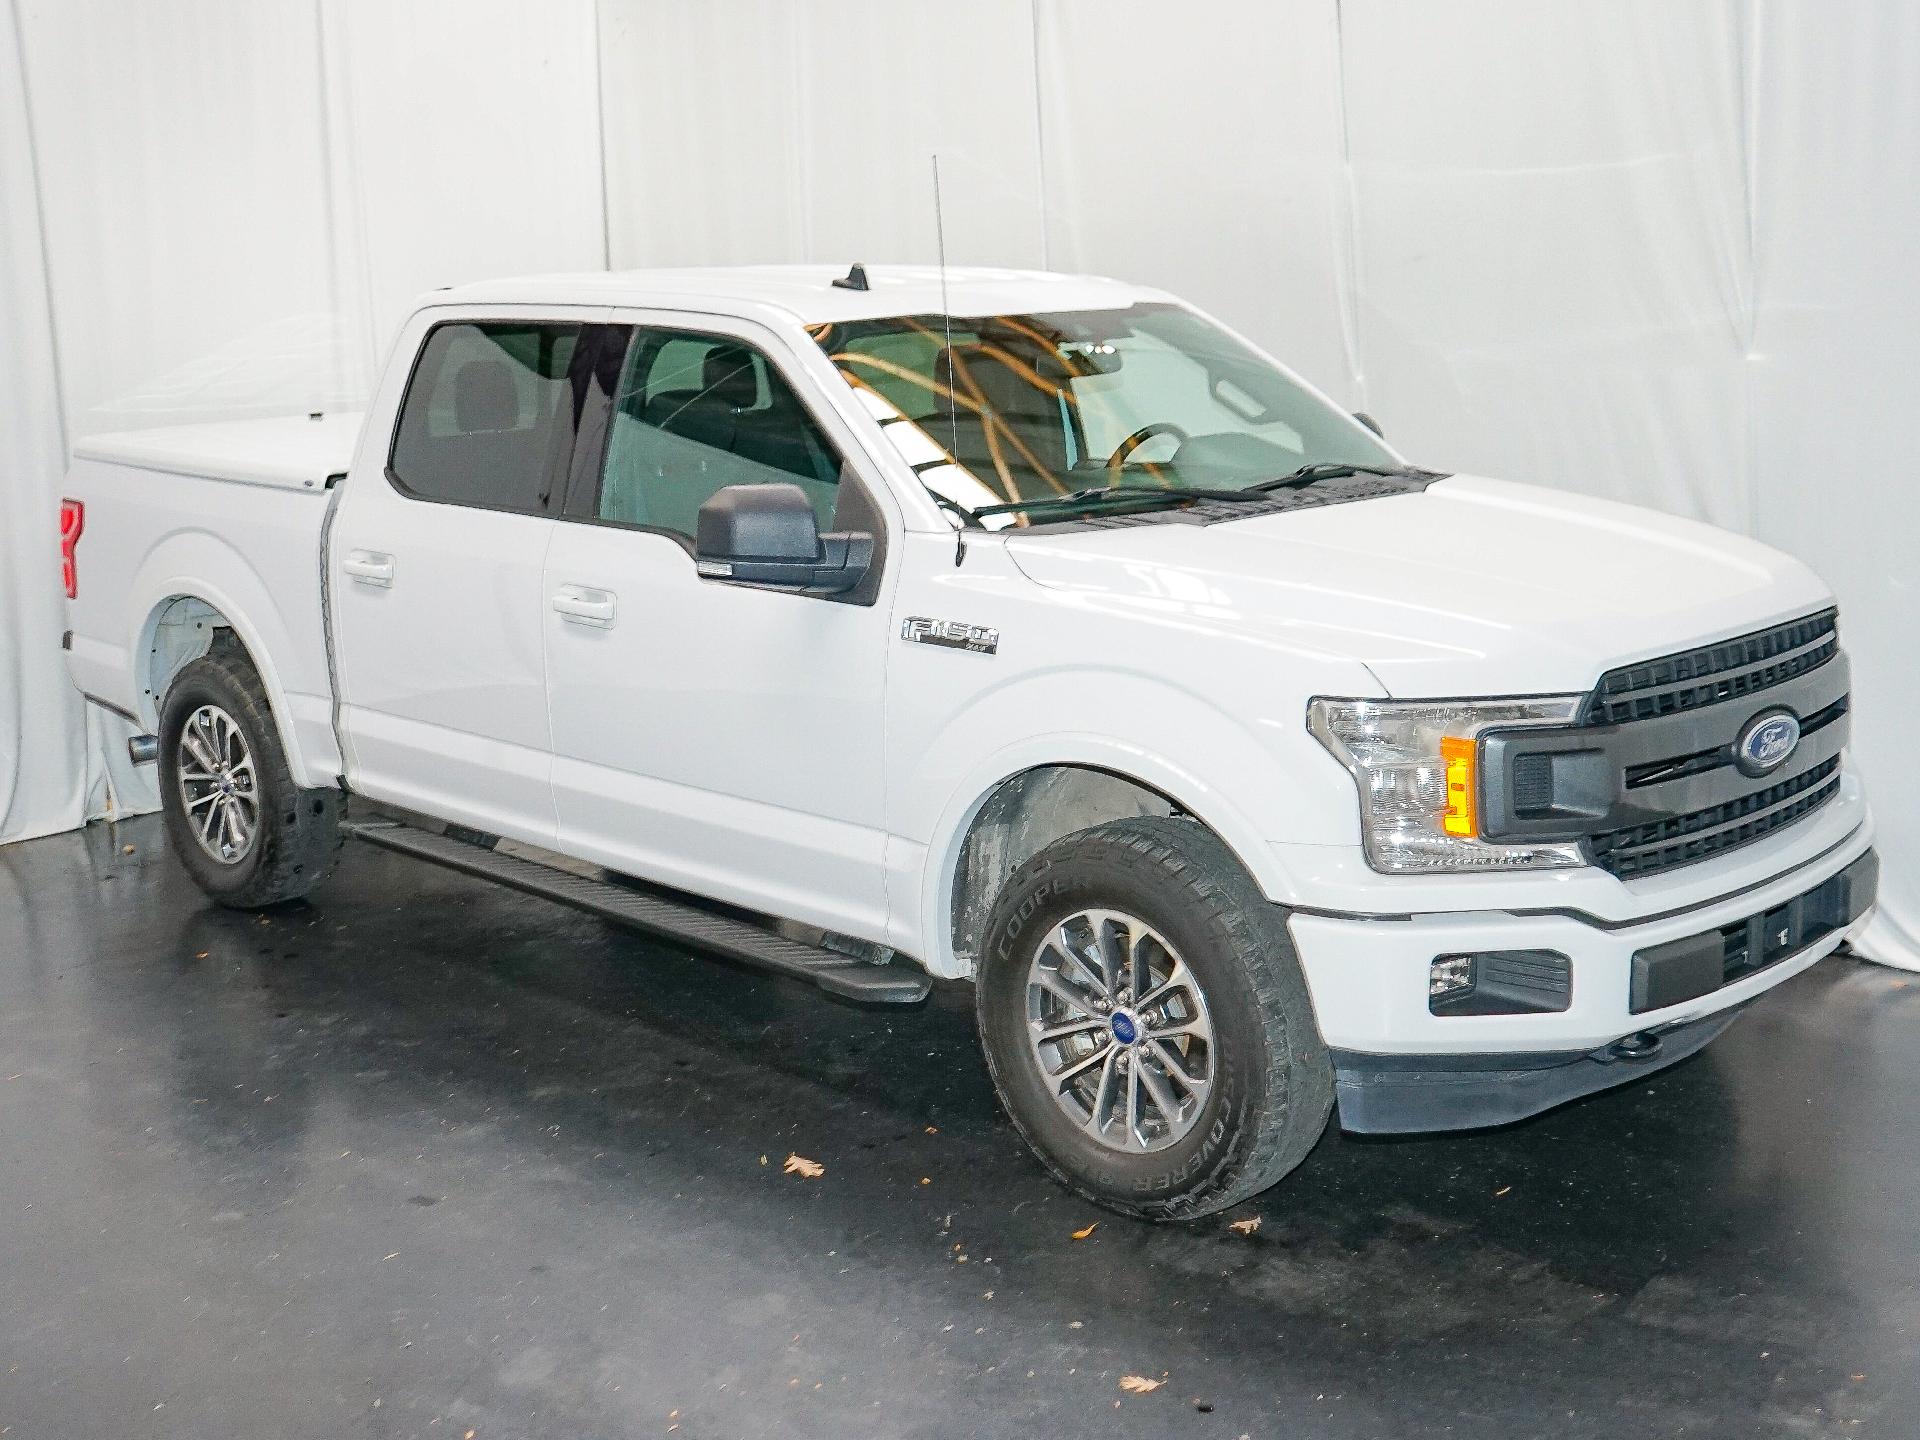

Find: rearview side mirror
[695,483,874,596]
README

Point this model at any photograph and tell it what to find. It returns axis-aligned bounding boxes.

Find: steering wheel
[1106,421,1191,471]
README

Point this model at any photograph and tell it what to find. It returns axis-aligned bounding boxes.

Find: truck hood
[1002,474,1834,697]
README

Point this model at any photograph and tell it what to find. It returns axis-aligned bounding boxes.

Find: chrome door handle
[343,550,394,586]
[551,584,616,627]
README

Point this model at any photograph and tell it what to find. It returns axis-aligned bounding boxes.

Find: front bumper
[1289,835,1877,1133]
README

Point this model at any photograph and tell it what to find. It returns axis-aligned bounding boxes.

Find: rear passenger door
[332,309,619,846]
[541,317,897,942]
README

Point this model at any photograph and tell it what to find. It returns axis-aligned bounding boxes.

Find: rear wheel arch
[156,639,342,907]
[132,590,307,775]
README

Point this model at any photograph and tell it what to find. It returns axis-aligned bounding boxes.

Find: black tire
[157,638,342,908]
[975,816,1333,1220]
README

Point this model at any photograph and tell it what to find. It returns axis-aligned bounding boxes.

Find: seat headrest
[454,359,519,432]
[702,347,759,410]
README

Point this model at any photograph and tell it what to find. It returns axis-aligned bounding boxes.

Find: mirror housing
[695,483,874,595]
[1353,411,1384,438]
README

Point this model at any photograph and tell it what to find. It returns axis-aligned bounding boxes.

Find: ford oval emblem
[1735,709,1801,777]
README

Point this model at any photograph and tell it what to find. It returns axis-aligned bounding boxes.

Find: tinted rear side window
[389,322,582,513]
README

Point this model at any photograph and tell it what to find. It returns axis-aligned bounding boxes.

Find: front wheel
[975,817,1333,1220]
[158,640,341,908]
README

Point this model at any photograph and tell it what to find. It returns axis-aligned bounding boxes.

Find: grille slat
[1591,610,1837,726]
[1589,757,1841,879]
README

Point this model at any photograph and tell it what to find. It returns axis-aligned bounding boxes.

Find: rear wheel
[975,817,1333,1220]
[158,640,341,907]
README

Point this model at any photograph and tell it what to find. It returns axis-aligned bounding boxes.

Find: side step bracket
[342,818,929,1005]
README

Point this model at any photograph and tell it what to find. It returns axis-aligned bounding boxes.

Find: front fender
[891,667,1365,977]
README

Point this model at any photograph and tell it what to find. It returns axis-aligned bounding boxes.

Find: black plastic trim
[1332,1005,1750,1134]
[1428,949,1572,1016]
[1627,847,1876,1013]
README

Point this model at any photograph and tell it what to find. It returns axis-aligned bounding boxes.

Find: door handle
[342,550,395,587]
[552,584,616,628]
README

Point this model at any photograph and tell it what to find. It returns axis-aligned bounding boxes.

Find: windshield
[810,303,1395,523]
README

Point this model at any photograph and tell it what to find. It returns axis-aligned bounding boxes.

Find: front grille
[1591,609,1837,725]
[1589,755,1841,879]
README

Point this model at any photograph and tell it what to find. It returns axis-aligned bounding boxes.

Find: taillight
[59,498,83,599]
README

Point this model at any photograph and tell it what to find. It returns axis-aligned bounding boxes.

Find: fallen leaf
[1071,1223,1098,1241]
[759,1155,768,1166]
[1493,1185,1512,1197]
[122,844,136,855]
[925,1125,939,1134]
[783,1153,824,1179]
[194,951,209,960]
[1227,1216,1261,1236]
[1119,1375,1164,1395]
[919,1177,932,1186]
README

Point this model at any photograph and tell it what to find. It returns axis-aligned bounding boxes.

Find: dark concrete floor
[0,815,1915,1439]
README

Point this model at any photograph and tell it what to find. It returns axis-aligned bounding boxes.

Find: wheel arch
[129,578,313,787]
[927,742,1300,981]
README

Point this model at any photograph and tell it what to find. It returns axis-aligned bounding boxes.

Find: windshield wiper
[1246,461,1415,492]
[971,484,1270,522]
[962,464,1435,524]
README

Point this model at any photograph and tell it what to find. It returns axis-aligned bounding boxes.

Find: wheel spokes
[1051,1041,1111,1092]
[1032,962,1097,1020]
[1048,928,1108,1001]
[1036,1015,1107,1046]
[177,704,258,866]
[1086,1048,1122,1137]
[1023,906,1216,1156]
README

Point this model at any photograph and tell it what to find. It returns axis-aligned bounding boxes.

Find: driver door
[541,317,898,941]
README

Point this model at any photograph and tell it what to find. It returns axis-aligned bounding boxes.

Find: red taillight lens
[59,498,83,599]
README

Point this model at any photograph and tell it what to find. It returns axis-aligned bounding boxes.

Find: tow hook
[128,734,158,765]
[1607,1031,1663,1062]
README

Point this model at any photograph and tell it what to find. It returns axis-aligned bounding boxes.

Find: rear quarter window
[388,322,582,513]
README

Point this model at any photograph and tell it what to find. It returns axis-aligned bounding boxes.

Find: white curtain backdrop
[2,0,1913,966]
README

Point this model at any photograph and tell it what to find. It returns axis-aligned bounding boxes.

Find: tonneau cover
[72,412,365,491]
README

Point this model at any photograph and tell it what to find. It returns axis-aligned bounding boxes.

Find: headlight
[1308,696,1587,874]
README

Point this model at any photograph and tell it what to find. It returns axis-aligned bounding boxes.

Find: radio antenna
[931,153,959,466]
[931,152,968,565]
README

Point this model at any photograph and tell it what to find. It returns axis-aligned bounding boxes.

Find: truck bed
[62,413,365,789]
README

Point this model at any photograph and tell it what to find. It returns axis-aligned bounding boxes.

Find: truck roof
[434,265,1171,325]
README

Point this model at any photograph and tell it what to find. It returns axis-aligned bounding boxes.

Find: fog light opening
[1429,954,1475,1000]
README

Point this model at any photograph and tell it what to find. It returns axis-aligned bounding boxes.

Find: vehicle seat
[454,359,520,432]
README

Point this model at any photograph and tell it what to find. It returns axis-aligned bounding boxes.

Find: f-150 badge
[901,616,999,655]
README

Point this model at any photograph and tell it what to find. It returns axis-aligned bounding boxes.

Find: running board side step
[342,818,930,1005]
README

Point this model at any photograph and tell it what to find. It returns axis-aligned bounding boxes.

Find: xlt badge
[901,616,999,656]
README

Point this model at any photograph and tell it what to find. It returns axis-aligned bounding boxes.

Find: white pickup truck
[59,265,1877,1219]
